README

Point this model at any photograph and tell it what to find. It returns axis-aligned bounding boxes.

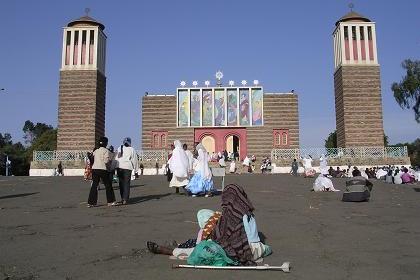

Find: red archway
[194,128,247,160]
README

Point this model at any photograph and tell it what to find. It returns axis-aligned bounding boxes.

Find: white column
[93,28,98,68]
[363,25,369,64]
[69,30,75,67]
[236,88,239,126]
[188,89,191,126]
[356,25,362,63]
[340,24,346,65]
[224,88,227,126]
[200,89,203,126]
[86,29,91,67]
[77,30,82,66]
[348,25,354,63]
[61,29,67,68]
[371,24,378,63]
[212,88,215,126]
[333,32,337,68]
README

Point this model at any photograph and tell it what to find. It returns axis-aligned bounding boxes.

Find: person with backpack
[87,137,118,207]
[115,137,138,205]
[342,169,373,202]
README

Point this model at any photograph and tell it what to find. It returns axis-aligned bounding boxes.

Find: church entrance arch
[201,135,215,154]
[226,135,240,158]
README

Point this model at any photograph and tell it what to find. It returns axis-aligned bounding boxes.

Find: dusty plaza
[0,174,419,280]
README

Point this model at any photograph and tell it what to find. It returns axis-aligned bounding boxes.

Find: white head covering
[169,140,189,178]
[197,145,212,180]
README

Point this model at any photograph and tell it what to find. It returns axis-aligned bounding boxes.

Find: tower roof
[67,15,105,30]
[335,11,371,26]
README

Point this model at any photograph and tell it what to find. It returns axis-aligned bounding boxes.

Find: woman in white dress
[168,140,190,194]
[185,143,215,197]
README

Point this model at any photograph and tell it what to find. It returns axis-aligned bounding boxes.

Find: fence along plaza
[33,146,407,162]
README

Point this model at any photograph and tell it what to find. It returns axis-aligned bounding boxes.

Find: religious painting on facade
[202,89,212,126]
[251,88,263,125]
[178,90,189,127]
[227,89,238,126]
[214,89,225,126]
[190,90,201,126]
[239,89,250,126]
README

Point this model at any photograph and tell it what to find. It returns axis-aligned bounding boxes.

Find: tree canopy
[1,121,56,175]
[391,59,420,122]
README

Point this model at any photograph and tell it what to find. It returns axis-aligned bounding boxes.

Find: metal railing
[33,150,168,162]
[271,146,408,160]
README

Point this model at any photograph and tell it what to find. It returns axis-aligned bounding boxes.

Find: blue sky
[0,0,419,149]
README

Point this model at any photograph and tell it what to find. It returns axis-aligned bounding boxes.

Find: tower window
[344,26,349,40]
[273,129,289,147]
[367,27,372,40]
[359,27,365,40]
[73,31,79,65]
[81,30,87,65]
[151,131,168,149]
[89,30,95,64]
[351,26,357,40]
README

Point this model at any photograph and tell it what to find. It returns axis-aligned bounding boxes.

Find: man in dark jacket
[342,169,373,202]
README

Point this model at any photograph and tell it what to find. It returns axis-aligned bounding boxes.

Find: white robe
[169,140,189,187]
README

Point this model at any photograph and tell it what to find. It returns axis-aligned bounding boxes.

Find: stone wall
[57,70,106,150]
[334,65,384,147]
[141,95,194,149]
[247,94,299,159]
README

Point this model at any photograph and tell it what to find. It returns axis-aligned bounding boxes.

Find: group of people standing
[167,140,216,197]
[86,136,138,207]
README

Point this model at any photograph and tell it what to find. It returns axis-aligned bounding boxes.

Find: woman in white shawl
[185,143,215,197]
[302,156,315,178]
[319,154,329,176]
[168,140,189,193]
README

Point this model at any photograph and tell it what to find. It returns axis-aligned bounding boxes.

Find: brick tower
[333,10,384,147]
[57,13,107,150]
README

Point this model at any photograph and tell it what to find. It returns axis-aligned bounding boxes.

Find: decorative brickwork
[57,70,106,150]
[334,65,384,147]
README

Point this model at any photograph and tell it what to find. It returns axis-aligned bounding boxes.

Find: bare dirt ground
[0,174,419,280]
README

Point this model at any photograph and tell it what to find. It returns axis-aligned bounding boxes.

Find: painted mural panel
[190,90,201,126]
[214,89,226,126]
[251,88,263,125]
[239,89,250,126]
[227,89,238,126]
[202,89,213,126]
[178,90,189,127]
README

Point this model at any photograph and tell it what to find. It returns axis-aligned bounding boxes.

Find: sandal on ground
[87,204,97,208]
[147,241,160,254]
[107,201,120,206]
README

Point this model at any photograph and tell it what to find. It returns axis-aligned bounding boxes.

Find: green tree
[23,120,53,145]
[324,130,337,149]
[390,138,420,167]
[26,129,57,162]
[391,59,420,122]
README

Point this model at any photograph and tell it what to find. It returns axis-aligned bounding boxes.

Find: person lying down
[147,184,272,264]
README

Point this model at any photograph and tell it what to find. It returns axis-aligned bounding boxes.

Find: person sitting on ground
[312,174,340,192]
[260,157,271,174]
[210,184,272,264]
[376,167,387,180]
[393,168,403,184]
[147,209,221,259]
[328,166,335,177]
[185,143,216,197]
[401,167,415,184]
[385,169,393,183]
[243,156,251,173]
[342,169,373,202]
[336,167,344,178]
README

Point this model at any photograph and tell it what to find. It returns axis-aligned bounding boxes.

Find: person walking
[168,140,189,194]
[57,161,64,176]
[87,137,118,207]
[115,137,138,205]
[291,159,299,176]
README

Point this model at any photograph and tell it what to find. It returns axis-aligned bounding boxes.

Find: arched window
[161,134,166,148]
[153,134,159,147]
[282,132,288,145]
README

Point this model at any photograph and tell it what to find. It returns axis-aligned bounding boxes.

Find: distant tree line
[0,121,56,175]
